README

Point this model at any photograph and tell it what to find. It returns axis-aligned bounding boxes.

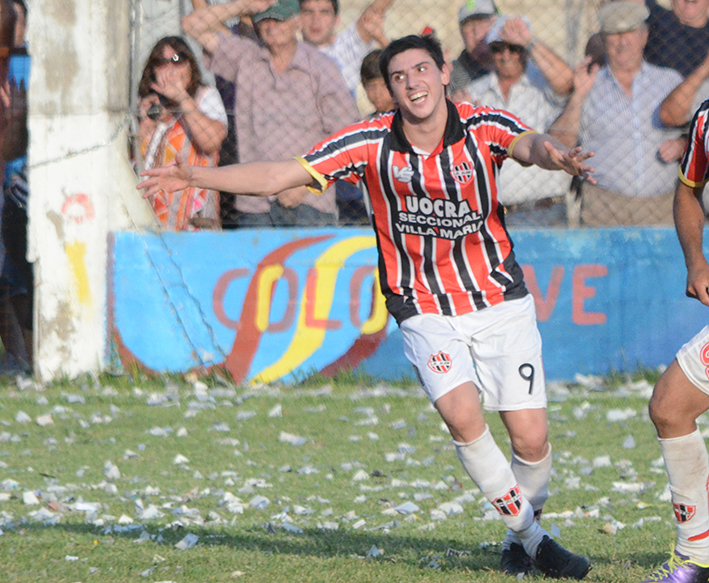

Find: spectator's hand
[572,57,599,99]
[243,0,278,16]
[138,153,193,197]
[544,143,596,183]
[500,17,534,49]
[277,185,308,208]
[359,5,388,46]
[686,259,709,306]
[151,66,188,107]
[658,137,688,163]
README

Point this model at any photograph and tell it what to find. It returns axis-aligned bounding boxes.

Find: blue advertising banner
[109,227,706,383]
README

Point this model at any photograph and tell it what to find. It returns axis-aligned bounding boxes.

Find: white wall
[28,0,156,381]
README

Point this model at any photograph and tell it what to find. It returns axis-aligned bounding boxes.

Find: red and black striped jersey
[298,99,534,324]
[680,99,709,188]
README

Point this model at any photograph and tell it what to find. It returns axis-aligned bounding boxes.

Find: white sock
[454,425,548,557]
[661,430,709,564]
[504,445,552,551]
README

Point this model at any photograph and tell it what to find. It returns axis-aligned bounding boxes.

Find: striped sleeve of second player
[680,99,709,188]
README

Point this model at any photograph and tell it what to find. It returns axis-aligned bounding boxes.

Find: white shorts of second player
[400,294,546,410]
[677,324,709,395]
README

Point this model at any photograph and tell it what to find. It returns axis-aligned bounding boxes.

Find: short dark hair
[378,35,446,92]
[138,36,203,100]
[360,49,384,85]
[298,0,339,15]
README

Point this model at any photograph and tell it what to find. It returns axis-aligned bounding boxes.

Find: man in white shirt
[467,15,574,227]
[299,0,393,93]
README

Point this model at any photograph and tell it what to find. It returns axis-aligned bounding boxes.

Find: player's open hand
[686,260,709,306]
[544,143,596,183]
[137,153,192,198]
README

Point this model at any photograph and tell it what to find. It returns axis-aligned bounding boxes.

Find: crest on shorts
[493,485,523,516]
[674,503,697,523]
[427,351,452,374]
[701,342,709,380]
[451,162,473,184]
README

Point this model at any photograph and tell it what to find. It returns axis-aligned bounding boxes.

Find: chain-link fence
[130,0,706,230]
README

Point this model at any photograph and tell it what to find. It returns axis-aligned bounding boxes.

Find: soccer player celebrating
[642,100,709,583]
[138,34,594,578]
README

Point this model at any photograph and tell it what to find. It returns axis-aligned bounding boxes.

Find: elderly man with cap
[182,0,358,227]
[548,1,686,226]
[448,0,499,100]
[466,15,574,227]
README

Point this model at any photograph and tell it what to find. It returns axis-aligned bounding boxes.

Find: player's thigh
[651,327,709,436]
[469,295,546,412]
[400,313,477,404]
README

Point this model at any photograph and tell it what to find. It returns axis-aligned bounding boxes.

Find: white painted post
[28,0,156,381]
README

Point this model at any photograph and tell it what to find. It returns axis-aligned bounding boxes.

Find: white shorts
[400,295,547,411]
[677,325,709,395]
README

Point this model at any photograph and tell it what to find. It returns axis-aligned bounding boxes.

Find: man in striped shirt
[139,34,594,578]
[642,100,709,583]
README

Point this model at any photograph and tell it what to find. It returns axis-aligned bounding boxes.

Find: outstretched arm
[675,180,709,306]
[137,157,315,198]
[182,0,274,54]
[510,132,595,182]
[356,0,394,46]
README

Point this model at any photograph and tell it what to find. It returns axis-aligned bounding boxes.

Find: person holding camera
[137,36,227,230]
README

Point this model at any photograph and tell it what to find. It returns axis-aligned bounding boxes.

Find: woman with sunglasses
[137,36,227,230]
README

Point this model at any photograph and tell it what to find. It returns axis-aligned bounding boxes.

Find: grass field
[0,370,688,582]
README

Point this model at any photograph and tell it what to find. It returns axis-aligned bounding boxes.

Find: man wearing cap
[448,0,498,100]
[182,0,359,227]
[548,1,686,226]
[466,15,574,227]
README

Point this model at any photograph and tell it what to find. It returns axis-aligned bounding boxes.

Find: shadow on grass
[15,520,506,572]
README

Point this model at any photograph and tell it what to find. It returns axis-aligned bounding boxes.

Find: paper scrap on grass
[175,533,199,550]
[279,432,307,446]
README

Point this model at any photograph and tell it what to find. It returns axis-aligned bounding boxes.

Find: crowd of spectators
[132,0,709,230]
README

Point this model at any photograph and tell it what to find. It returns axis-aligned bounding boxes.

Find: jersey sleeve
[680,101,709,188]
[466,106,536,166]
[297,121,373,194]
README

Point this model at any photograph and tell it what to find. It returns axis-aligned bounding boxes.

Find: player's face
[460,16,494,54]
[387,48,449,122]
[299,0,338,46]
[604,26,648,71]
[364,78,395,114]
[490,42,525,81]
[672,0,709,27]
[257,17,300,51]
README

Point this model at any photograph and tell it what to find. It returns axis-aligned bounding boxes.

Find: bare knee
[510,432,549,462]
[649,361,709,438]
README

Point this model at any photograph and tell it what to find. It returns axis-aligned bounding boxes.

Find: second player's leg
[643,356,709,582]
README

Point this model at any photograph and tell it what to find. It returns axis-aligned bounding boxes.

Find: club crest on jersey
[451,161,473,184]
[427,351,452,374]
[393,165,414,183]
[674,503,697,523]
[493,485,523,516]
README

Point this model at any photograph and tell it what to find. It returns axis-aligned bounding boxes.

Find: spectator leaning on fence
[466,15,573,227]
[299,0,393,95]
[137,36,227,230]
[448,0,498,102]
[548,1,686,227]
[182,0,359,227]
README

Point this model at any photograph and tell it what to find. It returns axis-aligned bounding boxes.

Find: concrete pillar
[28,0,156,381]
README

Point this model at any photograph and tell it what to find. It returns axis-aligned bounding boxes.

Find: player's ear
[441,62,451,87]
